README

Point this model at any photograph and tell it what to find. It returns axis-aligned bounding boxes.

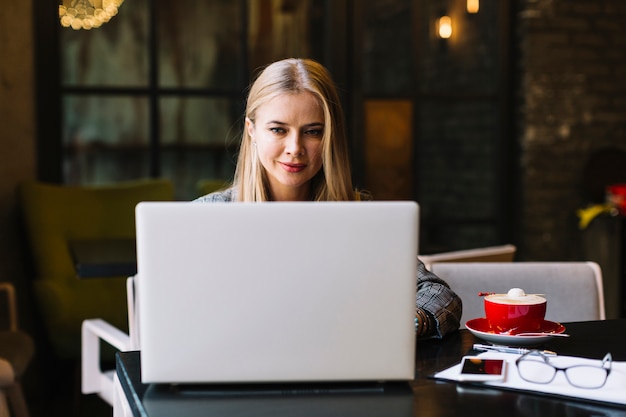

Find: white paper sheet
[433,352,626,407]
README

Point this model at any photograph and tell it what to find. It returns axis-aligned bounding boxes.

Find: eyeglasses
[516,350,612,389]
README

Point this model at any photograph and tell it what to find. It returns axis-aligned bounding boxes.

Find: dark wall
[516,0,626,261]
[0,0,36,321]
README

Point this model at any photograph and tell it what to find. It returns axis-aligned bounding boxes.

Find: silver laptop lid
[136,201,418,384]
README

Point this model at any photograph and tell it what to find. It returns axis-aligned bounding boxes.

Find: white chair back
[81,276,136,406]
[419,244,516,270]
[431,262,605,329]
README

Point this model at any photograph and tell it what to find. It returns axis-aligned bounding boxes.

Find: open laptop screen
[136,201,418,384]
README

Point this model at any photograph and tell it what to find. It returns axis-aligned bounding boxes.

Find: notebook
[135,201,419,384]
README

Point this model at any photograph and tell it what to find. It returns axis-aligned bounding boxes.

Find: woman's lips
[280,162,307,173]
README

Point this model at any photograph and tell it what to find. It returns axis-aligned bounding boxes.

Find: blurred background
[1,0,626,415]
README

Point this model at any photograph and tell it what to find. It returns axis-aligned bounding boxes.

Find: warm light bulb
[467,0,479,14]
[438,16,452,39]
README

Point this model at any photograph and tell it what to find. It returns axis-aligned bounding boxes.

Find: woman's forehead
[256,92,324,122]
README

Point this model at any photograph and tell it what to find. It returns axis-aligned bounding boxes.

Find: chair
[0,282,35,417]
[18,179,174,360]
[81,277,136,407]
[431,262,606,329]
[419,244,516,270]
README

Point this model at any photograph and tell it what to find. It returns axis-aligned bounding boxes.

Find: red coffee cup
[484,288,546,333]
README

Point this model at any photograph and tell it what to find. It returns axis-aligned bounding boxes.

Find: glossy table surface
[116,319,626,417]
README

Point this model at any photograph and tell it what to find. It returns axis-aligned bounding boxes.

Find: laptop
[135,201,419,385]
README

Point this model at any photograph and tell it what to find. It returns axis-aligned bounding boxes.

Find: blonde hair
[233,58,355,201]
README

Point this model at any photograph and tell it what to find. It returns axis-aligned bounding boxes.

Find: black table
[116,319,626,417]
[69,238,137,278]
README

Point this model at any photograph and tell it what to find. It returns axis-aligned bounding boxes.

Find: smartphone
[458,356,507,382]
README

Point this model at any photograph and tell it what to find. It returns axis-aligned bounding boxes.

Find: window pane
[362,0,413,94]
[60,0,149,87]
[63,95,150,184]
[417,100,499,249]
[159,97,240,200]
[159,97,240,146]
[157,0,243,89]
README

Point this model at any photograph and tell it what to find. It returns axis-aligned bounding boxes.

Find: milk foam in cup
[484,288,547,332]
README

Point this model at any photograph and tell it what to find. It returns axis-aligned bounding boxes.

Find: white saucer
[465,317,566,346]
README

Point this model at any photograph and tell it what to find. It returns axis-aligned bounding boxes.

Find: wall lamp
[467,0,479,14]
[437,16,452,39]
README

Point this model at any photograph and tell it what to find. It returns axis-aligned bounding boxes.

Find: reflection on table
[143,382,414,417]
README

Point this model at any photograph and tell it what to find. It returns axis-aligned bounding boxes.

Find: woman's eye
[305,129,323,137]
[269,127,286,134]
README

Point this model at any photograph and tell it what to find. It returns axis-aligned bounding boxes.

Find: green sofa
[19,179,174,359]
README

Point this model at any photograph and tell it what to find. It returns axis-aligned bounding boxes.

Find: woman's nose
[285,132,304,156]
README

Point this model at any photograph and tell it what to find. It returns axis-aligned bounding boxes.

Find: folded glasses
[515,350,612,389]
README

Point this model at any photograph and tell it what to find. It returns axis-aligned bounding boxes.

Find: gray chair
[419,244,516,270]
[431,262,606,329]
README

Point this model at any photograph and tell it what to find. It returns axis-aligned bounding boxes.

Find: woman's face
[246,92,324,201]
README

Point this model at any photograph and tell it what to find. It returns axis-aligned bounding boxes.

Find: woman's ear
[245,117,255,140]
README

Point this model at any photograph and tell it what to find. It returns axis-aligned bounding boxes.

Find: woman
[196,58,462,338]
